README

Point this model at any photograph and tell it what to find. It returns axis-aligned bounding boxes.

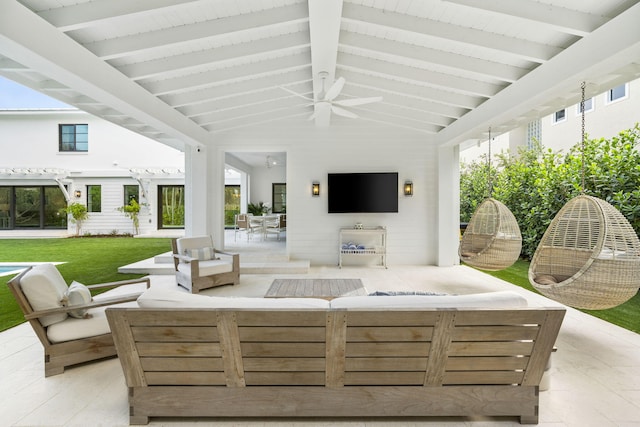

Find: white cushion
[330,291,528,309]
[19,264,69,327]
[47,301,138,343]
[137,287,330,309]
[176,236,215,254]
[64,281,93,318]
[177,259,233,276]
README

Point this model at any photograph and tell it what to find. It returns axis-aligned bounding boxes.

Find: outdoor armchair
[171,236,240,293]
[7,263,150,377]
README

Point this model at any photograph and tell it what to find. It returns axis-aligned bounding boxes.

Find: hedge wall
[460,124,640,259]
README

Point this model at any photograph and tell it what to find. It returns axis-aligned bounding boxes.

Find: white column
[436,145,461,266]
[184,145,209,236]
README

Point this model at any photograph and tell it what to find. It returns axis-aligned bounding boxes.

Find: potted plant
[62,202,89,236]
[247,202,268,216]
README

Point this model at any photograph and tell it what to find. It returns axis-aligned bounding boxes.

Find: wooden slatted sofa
[106,287,565,425]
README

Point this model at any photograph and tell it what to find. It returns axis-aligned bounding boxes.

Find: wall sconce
[404,180,413,196]
[312,182,320,197]
[74,190,82,198]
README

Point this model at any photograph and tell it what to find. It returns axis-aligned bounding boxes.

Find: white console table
[339,226,387,268]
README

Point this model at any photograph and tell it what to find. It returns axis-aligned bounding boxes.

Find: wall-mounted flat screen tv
[328,172,398,213]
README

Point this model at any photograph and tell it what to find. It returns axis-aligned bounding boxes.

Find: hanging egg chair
[459,127,522,271]
[529,195,640,309]
[459,197,522,271]
[528,82,640,309]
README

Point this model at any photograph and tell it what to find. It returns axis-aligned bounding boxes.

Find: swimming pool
[0,265,28,276]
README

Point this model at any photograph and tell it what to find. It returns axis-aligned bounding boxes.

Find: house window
[577,97,594,114]
[124,185,139,205]
[158,185,184,229]
[606,83,628,104]
[272,183,286,213]
[552,109,566,124]
[59,124,88,152]
[87,185,101,212]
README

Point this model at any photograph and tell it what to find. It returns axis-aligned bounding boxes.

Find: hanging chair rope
[487,127,493,198]
[529,81,640,309]
[580,81,586,194]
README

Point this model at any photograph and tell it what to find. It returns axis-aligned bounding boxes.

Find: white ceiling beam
[338,52,504,97]
[38,0,202,32]
[337,69,471,117]
[117,31,310,80]
[84,3,309,60]
[141,52,311,95]
[206,111,312,133]
[160,68,312,107]
[179,82,313,117]
[193,97,311,126]
[436,2,640,147]
[0,1,209,149]
[342,3,561,63]
[337,67,483,109]
[443,0,608,37]
[340,87,455,127]
[356,112,442,134]
[308,0,343,127]
[339,32,527,83]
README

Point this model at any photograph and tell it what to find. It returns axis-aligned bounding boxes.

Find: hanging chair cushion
[533,274,558,285]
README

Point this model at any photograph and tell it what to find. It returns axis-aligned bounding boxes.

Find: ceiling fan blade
[331,105,359,119]
[324,77,345,101]
[333,96,383,107]
[280,86,315,102]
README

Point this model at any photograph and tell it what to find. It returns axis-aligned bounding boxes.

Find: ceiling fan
[281,71,382,120]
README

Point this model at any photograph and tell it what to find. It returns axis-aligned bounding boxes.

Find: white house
[0,1,639,268]
[0,109,185,236]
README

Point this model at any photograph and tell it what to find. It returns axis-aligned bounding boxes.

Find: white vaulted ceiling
[0,0,639,150]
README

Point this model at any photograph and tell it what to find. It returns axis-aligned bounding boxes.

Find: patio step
[119,252,309,275]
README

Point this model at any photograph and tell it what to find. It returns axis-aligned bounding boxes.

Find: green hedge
[461,124,640,259]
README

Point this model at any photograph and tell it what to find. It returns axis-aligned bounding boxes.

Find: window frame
[552,109,567,125]
[87,185,101,213]
[124,185,139,206]
[59,124,89,152]
[606,83,629,105]
[576,97,594,115]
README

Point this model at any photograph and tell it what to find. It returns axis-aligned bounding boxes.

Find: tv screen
[328,172,398,213]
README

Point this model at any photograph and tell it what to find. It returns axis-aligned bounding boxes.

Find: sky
[0,76,72,108]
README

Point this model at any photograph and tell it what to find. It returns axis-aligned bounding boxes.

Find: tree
[62,202,88,236]
[118,199,142,235]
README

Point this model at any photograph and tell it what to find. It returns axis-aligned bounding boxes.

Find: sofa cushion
[19,264,69,327]
[176,259,233,276]
[47,300,138,343]
[64,281,93,318]
[330,291,528,309]
[137,287,330,309]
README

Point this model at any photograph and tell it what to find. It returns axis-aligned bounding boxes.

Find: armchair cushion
[176,259,233,276]
[47,300,137,343]
[64,281,93,318]
[19,264,69,327]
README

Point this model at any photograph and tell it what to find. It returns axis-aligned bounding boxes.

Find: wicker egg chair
[529,195,640,309]
[459,198,522,271]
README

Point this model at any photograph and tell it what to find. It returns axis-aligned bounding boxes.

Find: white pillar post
[437,144,461,266]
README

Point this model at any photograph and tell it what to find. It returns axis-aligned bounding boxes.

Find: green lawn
[1,240,638,334]
[485,260,640,334]
[0,237,171,332]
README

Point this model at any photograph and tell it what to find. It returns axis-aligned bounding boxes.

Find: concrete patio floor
[1,241,639,426]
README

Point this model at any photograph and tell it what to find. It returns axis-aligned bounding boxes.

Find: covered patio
[1,1,640,425]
